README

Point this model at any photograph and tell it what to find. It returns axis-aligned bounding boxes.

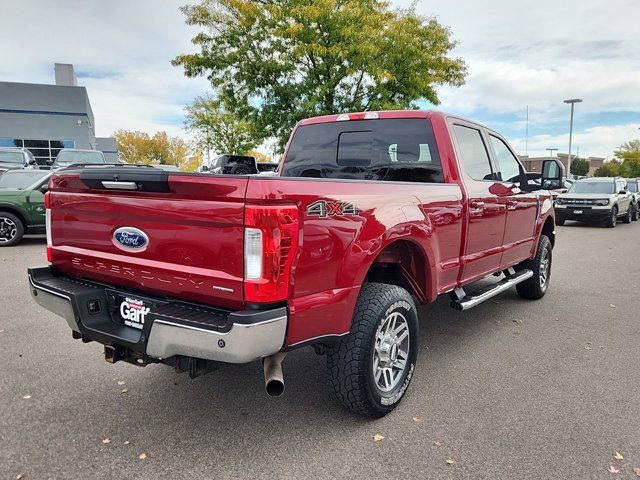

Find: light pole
[546,148,558,158]
[564,98,583,178]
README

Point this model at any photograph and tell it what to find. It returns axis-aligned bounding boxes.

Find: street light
[564,98,583,177]
[546,148,558,158]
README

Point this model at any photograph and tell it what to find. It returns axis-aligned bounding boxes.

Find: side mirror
[39,185,49,193]
[619,190,627,195]
[201,165,210,172]
[28,158,37,165]
[541,159,564,190]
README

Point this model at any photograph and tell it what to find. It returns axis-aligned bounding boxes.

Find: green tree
[114,130,193,169]
[615,139,640,177]
[594,159,622,177]
[173,0,467,149]
[570,158,590,176]
[185,95,260,155]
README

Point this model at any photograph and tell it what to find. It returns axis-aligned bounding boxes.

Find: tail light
[244,205,299,303]
[44,191,53,262]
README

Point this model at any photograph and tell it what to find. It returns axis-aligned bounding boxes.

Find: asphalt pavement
[1,221,639,479]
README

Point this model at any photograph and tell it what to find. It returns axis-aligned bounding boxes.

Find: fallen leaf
[610,304,616,308]
[16,474,24,480]
[633,467,640,476]
[372,434,384,442]
[121,389,128,394]
[614,452,624,460]
[433,440,444,446]
[412,416,421,423]
[608,466,620,474]
[585,346,592,350]
[102,438,111,444]
[139,453,147,460]
[22,395,31,400]
[124,441,130,445]
[0,329,5,333]
[445,459,454,465]
[513,319,523,325]
[117,381,125,386]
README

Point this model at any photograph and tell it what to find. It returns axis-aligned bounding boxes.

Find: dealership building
[0,63,118,166]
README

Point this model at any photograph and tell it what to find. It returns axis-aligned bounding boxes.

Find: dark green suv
[0,170,51,246]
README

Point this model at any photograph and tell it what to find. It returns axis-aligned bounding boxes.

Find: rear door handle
[506,199,518,210]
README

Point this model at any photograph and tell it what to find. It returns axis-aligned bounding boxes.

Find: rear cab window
[281,119,443,183]
[452,124,495,181]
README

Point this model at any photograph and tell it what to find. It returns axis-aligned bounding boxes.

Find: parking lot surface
[1,222,639,479]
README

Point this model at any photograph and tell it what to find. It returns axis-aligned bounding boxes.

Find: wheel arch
[541,215,555,248]
[0,205,28,229]
[361,239,433,304]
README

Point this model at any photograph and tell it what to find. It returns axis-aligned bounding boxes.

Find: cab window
[489,135,522,183]
[453,125,495,181]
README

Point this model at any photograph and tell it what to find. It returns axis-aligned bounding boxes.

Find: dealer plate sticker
[119,297,150,330]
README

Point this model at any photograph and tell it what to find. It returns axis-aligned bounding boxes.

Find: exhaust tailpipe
[263,352,286,397]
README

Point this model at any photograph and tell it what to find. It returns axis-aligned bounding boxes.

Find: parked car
[204,154,278,175]
[0,169,51,246]
[624,178,640,221]
[554,177,634,227]
[51,149,107,169]
[0,147,39,175]
[29,110,561,417]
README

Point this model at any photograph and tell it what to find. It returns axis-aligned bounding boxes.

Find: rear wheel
[632,203,639,221]
[327,283,418,418]
[622,206,632,224]
[606,207,617,228]
[516,235,552,300]
[0,212,24,247]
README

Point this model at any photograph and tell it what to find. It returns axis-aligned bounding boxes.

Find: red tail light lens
[44,191,51,209]
[244,205,299,303]
[46,246,53,263]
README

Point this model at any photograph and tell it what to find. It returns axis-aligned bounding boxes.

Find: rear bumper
[28,266,287,364]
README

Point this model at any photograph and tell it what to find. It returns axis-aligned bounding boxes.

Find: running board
[449,269,534,311]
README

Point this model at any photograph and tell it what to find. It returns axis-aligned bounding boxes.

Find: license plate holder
[116,295,151,330]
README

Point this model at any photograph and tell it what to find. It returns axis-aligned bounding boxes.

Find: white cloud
[0,0,638,159]
[509,123,640,158]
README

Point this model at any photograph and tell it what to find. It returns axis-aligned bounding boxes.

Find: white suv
[554,177,634,228]
[624,178,640,221]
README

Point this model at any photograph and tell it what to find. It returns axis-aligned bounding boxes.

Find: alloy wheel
[0,217,18,243]
[372,311,410,392]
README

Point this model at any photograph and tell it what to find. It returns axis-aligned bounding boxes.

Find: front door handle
[506,199,518,210]
[469,200,485,209]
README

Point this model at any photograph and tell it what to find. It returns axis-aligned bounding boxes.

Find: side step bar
[449,269,534,311]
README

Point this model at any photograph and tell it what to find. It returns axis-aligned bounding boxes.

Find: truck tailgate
[48,168,248,309]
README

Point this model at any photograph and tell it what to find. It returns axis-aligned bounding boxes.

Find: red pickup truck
[28,110,562,417]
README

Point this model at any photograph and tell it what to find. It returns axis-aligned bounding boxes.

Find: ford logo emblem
[113,227,149,252]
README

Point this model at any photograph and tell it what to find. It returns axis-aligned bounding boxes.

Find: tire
[516,235,552,300]
[327,283,418,418]
[556,217,565,226]
[0,212,25,247]
[622,206,633,224]
[606,207,617,228]
[230,165,252,175]
[632,204,639,221]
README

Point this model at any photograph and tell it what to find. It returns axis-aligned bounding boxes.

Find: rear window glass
[281,119,443,183]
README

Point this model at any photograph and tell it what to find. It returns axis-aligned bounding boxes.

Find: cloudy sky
[1,0,639,158]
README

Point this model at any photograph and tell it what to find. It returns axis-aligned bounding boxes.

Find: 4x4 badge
[307,200,359,218]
